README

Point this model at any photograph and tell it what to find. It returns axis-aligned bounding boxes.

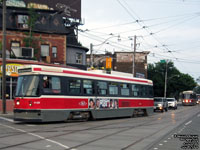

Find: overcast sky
[78,0,200,80]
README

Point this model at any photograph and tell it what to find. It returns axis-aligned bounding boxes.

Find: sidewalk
[0,111,14,119]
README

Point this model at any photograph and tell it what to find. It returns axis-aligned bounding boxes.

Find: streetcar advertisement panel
[89,98,118,109]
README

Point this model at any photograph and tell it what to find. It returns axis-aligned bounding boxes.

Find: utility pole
[132,35,136,77]
[164,61,168,98]
[90,43,93,68]
[2,0,7,114]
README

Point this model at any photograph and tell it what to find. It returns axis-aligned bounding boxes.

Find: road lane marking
[185,120,192,126]
[159,143,163,146]
[197,114,200,117]
[46,145,51,148]
[153,148,158,150]
[163,140,167,143]
[0,123,70,149]
[0,117,14,122]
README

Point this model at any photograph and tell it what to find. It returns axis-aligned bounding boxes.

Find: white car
[167,98,178,109]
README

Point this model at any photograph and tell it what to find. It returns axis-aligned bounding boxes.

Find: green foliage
[193,86,200,94]
[23,7,42,60]
[148,61,196,99]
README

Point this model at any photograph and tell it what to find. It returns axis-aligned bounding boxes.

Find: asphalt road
[0,105,199,150]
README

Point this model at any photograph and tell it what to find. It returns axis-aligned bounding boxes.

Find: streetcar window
[83,80,94,95]
[97,81,108,95]
[43,76,61,94]
[109,82,118,95]
[16,75,39,97]
[131,84,139,97]
[51,77,61,93]
[120,83,130,96]
[69,79,81,95]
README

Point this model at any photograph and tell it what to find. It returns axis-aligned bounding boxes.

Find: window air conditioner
[21,47,34,58]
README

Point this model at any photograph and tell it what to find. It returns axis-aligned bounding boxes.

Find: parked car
[154,97,168,112]
[167,98,178,109]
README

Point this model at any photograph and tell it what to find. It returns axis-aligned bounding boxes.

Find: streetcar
[14,65,154,122]
[180,91,197,106]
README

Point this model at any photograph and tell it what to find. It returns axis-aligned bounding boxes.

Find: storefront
[0,59,70,101]
[0,63,22,100]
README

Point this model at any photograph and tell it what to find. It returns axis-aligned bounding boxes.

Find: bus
[14,65,154,122]
[180,91,197,106]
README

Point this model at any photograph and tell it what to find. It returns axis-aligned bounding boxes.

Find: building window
[41,45,49,57]
[17,15,29,29]
[76,53,82,64]
[11,41,20,57]
[52,47,57,58]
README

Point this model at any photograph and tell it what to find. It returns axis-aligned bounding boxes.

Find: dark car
[154,97,168,112]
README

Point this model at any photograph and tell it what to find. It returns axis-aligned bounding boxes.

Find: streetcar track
[0,106,198,150]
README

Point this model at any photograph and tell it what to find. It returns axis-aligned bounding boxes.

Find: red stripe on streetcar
[63,70,148,83]
[32,67,150,84]
[14,98,153,109]
[34,68,42,71]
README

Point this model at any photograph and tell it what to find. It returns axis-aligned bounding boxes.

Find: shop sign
[0,64,22,77]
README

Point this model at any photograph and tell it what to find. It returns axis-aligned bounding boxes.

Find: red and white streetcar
[14,65,154,122]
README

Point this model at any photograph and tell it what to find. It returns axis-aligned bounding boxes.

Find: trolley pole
[2,0,7,114]
[90,43,93,68]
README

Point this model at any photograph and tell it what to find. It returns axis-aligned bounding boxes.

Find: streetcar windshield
[15,75,40,97]
[183,94,191,99]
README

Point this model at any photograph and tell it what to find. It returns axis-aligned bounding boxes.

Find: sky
[78,0,200,80]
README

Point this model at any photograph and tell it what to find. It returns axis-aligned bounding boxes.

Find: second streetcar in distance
[14,65,154,122]
[180,90,197,106]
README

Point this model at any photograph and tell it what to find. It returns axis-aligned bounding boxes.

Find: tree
[23,7,43,59]
[148,61,196,99]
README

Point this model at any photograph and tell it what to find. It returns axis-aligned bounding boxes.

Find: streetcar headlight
[16,100,20,105]
[29,101,32,107]
[158,104,162,107]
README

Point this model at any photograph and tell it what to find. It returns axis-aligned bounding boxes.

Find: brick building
[87,51,149,78]
[0,6,69,65]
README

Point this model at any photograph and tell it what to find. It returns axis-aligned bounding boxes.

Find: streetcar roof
[18,65,153,85]
[182,90,194,94]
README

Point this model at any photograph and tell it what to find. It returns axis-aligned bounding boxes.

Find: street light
[90,34,121,68]
[164,73,180,98]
